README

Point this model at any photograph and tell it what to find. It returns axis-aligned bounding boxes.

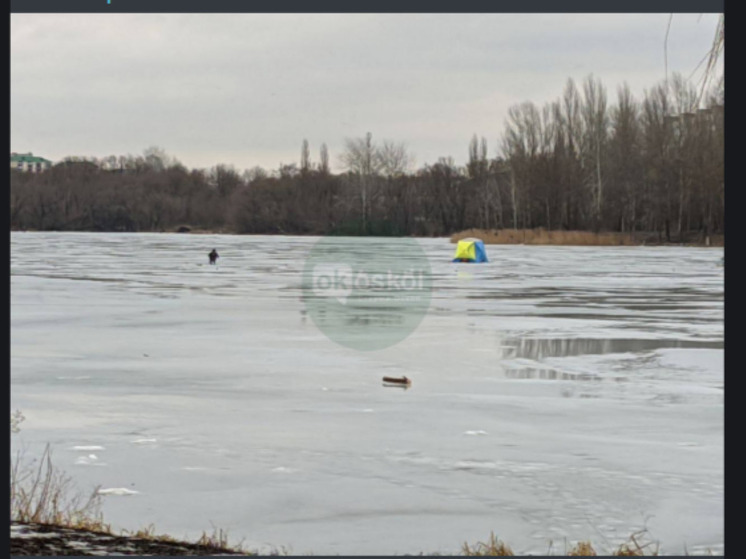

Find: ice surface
[97,488,139,496]
[11,232,723,555]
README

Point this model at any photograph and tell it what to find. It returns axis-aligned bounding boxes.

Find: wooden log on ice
[382,375,411,387]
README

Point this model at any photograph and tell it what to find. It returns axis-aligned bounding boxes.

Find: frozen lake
[10,232,724,555]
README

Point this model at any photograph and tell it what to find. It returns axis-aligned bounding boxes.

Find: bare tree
[210,164,243,198]
[319,143,330,175]
[143,146,172,172]
[608,83,642,233]
[693,14,724,108]
[377,140,413,178]
[641,83,673,239]
[300,139,311,177]
[243,166,268,184]
[467,134,480,179]
[276,163,300,179]
[340,132,381,232]
[668,74,700,237]
[502,102,545,229]
[340,132,380,176]
[581,75,609,228]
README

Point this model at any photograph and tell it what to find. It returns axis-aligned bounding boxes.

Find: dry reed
[450,228,723,247]
[10,444,107,532]
[461,532,514,556]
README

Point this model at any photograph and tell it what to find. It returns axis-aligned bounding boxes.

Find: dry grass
[611,530,660,556]
[121,523,179,542]
[450,228,723,247]
[11,409,25,433]
[10,443,107,532]
[124,524,258,554]
[120,523,292,555]
[566,540,597,556]
[461,530,664,557]
[461,532,514,556]
[195,526,235,551]
[451,228,639,246]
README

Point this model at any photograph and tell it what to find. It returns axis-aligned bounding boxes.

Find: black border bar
[10,0,725,14]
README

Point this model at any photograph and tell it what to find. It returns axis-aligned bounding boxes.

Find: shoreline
[10,520,687,556]
[450,228,724,248]
[10,521,248,556]
[10,227,725,248]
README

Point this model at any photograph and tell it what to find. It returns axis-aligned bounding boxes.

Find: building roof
[11,152,52,164]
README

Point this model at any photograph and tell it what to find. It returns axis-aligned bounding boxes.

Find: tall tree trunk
[510,168,518,229]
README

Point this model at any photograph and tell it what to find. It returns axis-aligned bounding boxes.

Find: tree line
[10,73,723,240]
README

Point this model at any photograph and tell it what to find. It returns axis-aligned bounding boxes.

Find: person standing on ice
[208,249,219,265]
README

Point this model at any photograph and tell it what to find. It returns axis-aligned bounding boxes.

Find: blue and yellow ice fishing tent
[453,238,488,263]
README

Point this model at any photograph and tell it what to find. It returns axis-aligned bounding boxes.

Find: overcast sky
[11,13,723,173]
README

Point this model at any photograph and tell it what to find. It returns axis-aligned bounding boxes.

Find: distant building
[11,152,52,173]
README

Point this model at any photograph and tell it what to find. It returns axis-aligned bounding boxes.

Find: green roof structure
[11,152,52,164]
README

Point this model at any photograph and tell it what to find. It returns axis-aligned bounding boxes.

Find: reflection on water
[504,368,628,383]
[503,337,722,360]
[506,368,598,381]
